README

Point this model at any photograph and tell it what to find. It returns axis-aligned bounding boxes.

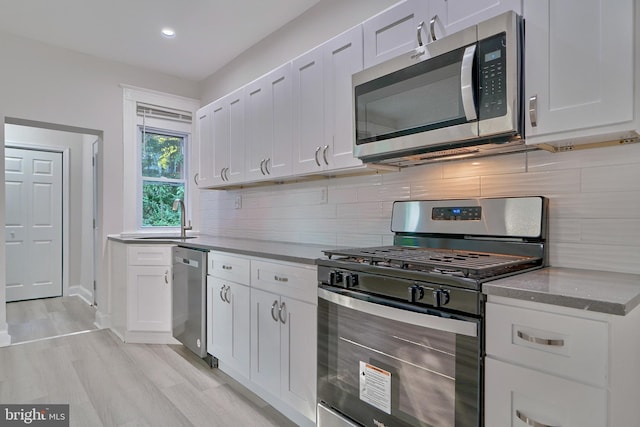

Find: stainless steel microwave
[353,11,524,166]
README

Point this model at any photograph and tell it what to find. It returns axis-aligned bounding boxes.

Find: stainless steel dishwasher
[172,246,208,358]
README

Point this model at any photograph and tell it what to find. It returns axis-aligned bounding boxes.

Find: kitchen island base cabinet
[109,241,177,344]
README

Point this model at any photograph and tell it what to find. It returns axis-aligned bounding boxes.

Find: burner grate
[324,246,540,278]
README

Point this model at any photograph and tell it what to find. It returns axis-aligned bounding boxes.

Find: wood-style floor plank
[0,329,298,426]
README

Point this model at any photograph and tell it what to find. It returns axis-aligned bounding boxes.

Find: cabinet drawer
[485,358,606,427]
[208,251,250,284]
[486,302,608,386]
[127,245,172,266]
[251,259,317,304]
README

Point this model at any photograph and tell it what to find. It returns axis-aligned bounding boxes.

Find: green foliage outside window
[141,131,186,227]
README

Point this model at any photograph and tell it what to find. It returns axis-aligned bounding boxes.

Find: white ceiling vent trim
[136,102,192,124]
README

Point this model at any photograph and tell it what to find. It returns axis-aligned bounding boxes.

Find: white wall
[199,0,398,103]
[201,144,640,275]
[0,29,199,343]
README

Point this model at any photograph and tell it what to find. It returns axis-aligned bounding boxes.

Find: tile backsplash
[200,143,640,274]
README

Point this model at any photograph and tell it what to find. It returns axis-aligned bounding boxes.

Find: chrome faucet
[172,199,192,239]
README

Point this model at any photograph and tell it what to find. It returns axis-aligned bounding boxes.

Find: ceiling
[0,0,322,81]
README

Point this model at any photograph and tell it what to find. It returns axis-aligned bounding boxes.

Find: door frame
[5,142,70,298]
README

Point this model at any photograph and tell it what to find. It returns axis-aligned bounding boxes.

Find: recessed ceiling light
[161,28,176,38]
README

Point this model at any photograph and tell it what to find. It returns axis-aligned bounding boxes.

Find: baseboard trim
[68,285,93,305]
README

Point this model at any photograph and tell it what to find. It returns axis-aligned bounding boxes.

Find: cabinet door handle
[224,286,231,304]
[194,173,199,185]
[322,145,329,165]
[417,21,425,47]
[517,330,564,347]
[314,146,322,167]
[265,158,271,175]
[515,410,557,427]
[164,270,169,284]
[430,15,438,42]
[224,167,230,181]
[259,159,266,175]
[529,95,538,127]
[278,301,287,324]
[219,285,226,302]
[274,275,288,283]
[271,300,279,322]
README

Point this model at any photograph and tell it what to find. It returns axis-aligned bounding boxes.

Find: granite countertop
[108,234,337,265]
[483,267,640,316]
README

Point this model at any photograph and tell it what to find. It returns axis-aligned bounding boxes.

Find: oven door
[317,286,481,427]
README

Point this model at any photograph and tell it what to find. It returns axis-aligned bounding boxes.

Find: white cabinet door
[211,89,245,186]
[292,46,326,175]
[250,288,282,392]
[362,0,429,68]
[195,105,214,188]
[211,98,229,185]
[227,89,245,183]
[524,0,635,146]
[207,276,229,358]
[245,64,293,182]
[323,25,364,170]
[280,296,317,422]
[127,265,171,332]
[429,0,521,40]
[227,281,251,376]
[485,358,607,427]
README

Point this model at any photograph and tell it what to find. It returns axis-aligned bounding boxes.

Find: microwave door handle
[460,44,477,122]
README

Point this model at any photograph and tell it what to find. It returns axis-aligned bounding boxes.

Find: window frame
[122,85,200,235]
[137,125,189,230]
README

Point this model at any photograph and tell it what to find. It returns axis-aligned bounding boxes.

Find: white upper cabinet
[195,104,213,189]
[362,0,429,68]
[524,0,638,148]
[323,25,364,170]
[245,63,293,182]
[211,88,245,186]
[292,46,326,175]
[429,0,521,40]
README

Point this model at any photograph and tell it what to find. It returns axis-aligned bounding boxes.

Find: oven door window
[318,293,480,427]
[355,46,475,145]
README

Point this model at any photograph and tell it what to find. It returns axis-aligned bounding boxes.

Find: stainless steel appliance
[172,246,208,358]
[317,196,547,427]
[353,12,525,166]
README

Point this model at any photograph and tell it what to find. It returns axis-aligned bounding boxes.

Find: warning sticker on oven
[359,361,391,414]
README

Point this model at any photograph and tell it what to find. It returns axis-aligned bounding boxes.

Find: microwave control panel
[478,33,507,120]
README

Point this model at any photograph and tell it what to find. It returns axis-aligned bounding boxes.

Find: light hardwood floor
[2,299,297,427]
[7,296,98,344]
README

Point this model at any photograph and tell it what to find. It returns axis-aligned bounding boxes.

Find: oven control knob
[408,285,425,302]
[329,271,343,286]
[344,273,358,288]
[433,289,451,307]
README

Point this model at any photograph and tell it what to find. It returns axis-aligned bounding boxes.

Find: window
[122,86,199,234]
[139,129,186,227]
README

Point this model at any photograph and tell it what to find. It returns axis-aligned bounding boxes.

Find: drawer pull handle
[516,410,557,427]
[274,275,288,283]
[517,330,564,347]
[222,265,232,270]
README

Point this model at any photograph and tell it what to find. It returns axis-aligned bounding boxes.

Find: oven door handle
[318,288,477,337]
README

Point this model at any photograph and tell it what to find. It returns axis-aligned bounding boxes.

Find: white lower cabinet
[485,295,640,427]
[207,276,250,377]
[109,241,175,344]
[205,252,317,427]
[485,358,606,427]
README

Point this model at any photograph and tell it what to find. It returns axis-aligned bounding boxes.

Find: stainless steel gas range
[317,196,547,427]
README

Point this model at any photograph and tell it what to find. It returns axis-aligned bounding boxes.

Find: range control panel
[432,206,482,221]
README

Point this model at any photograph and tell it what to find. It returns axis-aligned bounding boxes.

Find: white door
[5,147,63,302]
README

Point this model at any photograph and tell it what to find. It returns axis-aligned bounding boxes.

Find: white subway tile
[481,169,580,196]
[580,219,640,246]
[357,182,411,202]
[337,202,383,218]
[549,242,640,275]
[442,152,526,178]
[548,218,581,243]
[411,176,480,199]
[581,163,640,193]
